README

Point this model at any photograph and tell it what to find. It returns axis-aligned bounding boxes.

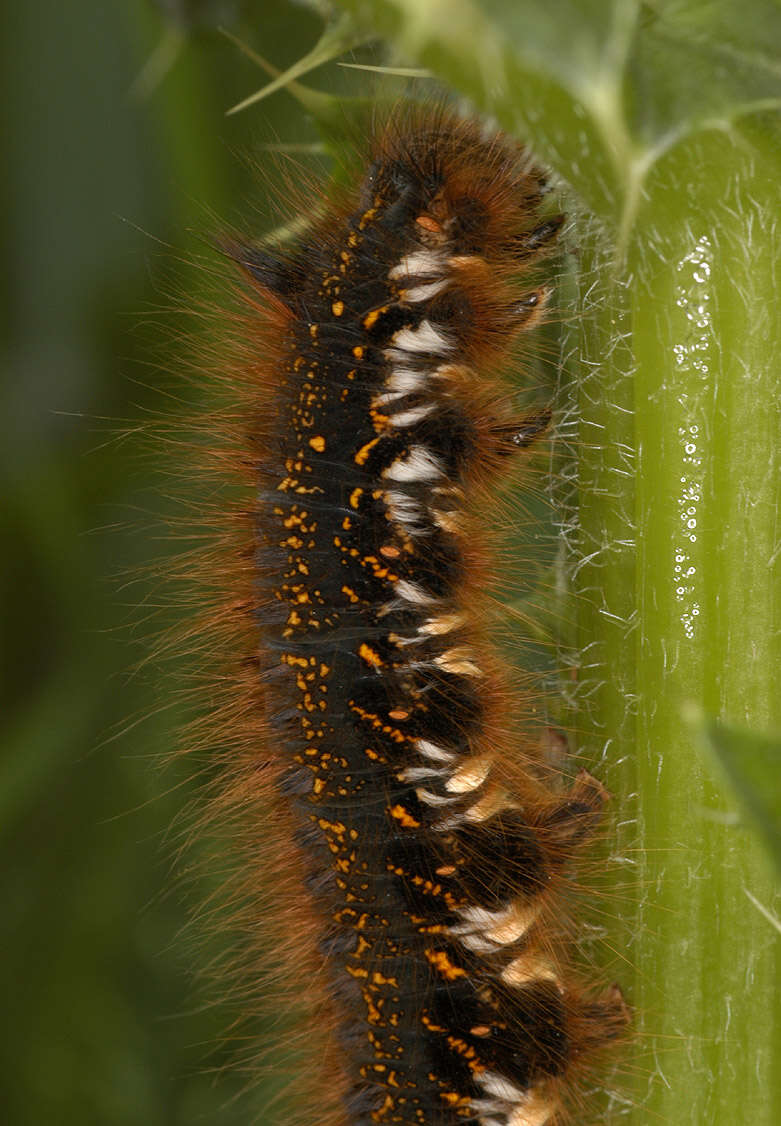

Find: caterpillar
[184,104,629,1125]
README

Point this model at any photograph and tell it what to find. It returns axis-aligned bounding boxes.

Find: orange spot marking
[425,949,467,980]
[388,709,409,721]
[308,435,326,452]
[389,804,420,829]
[359,642,383,669]
[349,702,409,744]
[440,1092,472,1108]
[416,214,442,233]
[354,436,381,466]
[380,545,400,559]
[372,971,399,987]
[363,305,389,330]
[332,300,345,316]
[318,817,347,837]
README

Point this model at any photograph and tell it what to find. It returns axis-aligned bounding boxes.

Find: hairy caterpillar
[181,104,629,1125]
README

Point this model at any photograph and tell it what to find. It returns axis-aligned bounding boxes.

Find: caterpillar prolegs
[201,106,628,1126]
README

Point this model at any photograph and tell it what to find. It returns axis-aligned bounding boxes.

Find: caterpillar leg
[540,770,611,852]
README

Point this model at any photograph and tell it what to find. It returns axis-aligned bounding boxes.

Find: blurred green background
[0,2,335,1122]
[4,1,780,1124]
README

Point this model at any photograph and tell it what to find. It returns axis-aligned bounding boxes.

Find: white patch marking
[472,1084,556,1126]
[415,787,458,806]
[434,647,483,678]
[390,320,452,355]
[388,250,445,279]
[507,1095,556,1126]
[454,933,498,954]
[388,404,436,428]
[383,490,426,531]
[416,739,456,764]
[387,367,428,394]
[474,1078,558,1126]
[375,390,408,406]
[487,903,540,945]
[478,1074,526,1102]
[399,765,446,783]
[402,278,449,303]
[420,612,465,636]
[445,756,492,794]
[470,1108,507,1125]
[461,788,508,823]
[433,813,466,831]
[502,953,560,989]
[452,901,542,951]
[453,905,505,931]
[383,446,443,483]
[395,579,437,605]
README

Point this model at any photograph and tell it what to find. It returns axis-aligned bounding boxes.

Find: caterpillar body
[201,107,628,1126]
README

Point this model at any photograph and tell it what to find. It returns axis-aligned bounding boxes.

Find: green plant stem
[575,128,781,1122]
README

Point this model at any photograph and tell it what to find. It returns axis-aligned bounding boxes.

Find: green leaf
[225,10,369,115]
[696,713,781,874]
